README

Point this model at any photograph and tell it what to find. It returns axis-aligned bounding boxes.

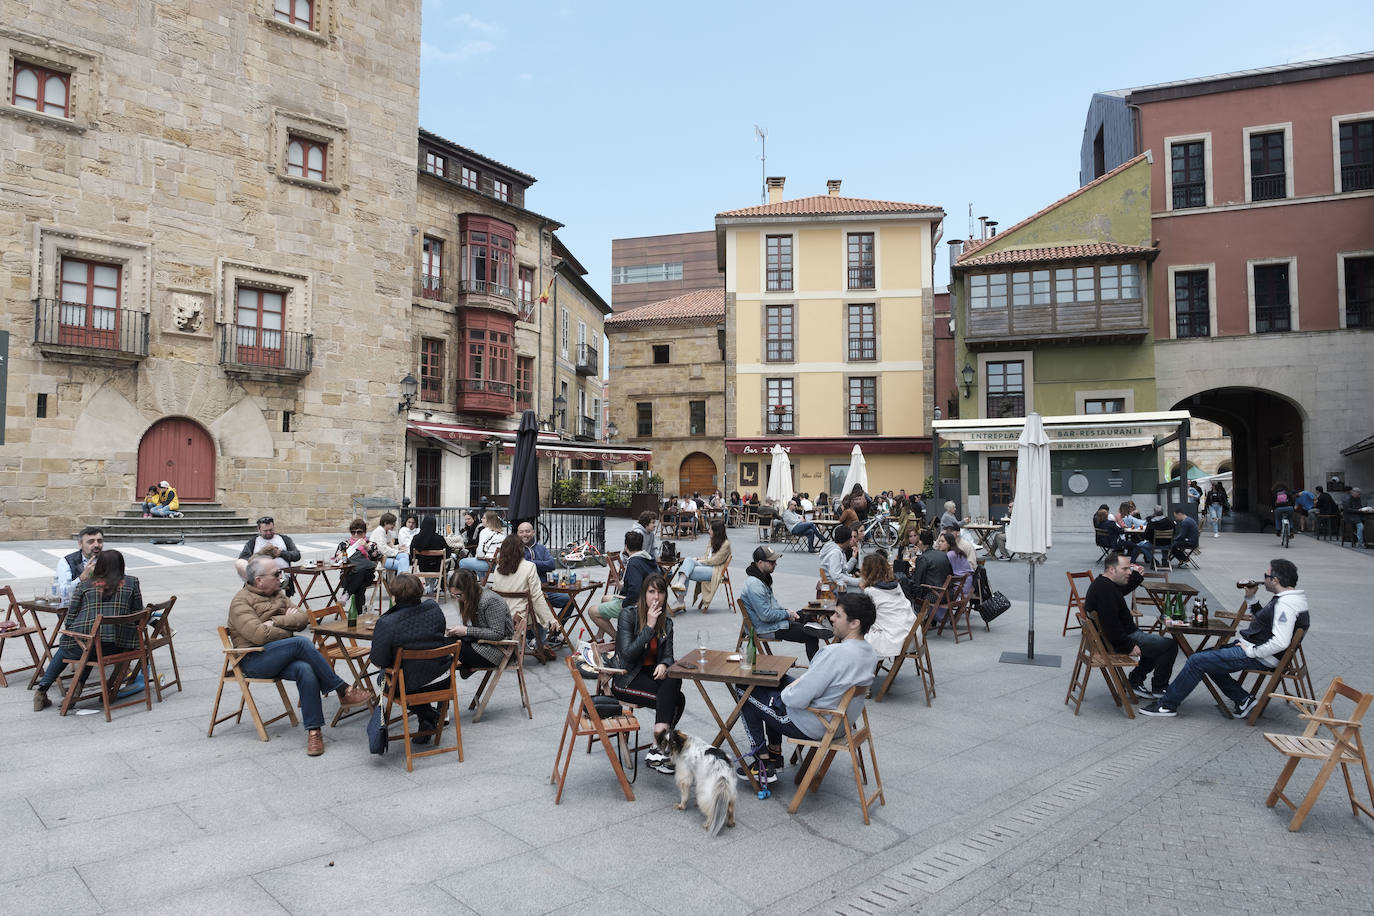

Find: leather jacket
[613,606,675,689]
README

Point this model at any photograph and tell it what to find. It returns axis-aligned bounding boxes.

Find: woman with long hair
[459,510,506,575]
[32,549,143,711]
[672,520,732,613]
[611,573,685,774]
[459,511,480,552]
[408,515,451,596]
[861,553,915,658]
[487,534,559,662]
[937,530,974,601]
[446,568,514,673]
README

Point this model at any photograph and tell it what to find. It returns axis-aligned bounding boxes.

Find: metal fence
[347,499,606,551]
[33,299,149,356]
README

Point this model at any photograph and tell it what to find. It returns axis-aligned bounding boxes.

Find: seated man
[898,528,952,606]
[227,557,370,756]
[629,510,661,562]
[369,512,412,576]
[593,529,658,642]
[517,521,571,623]
[739,546,826,660]
[731,591,877,783]
[1294,487,1316,532]
[1087,551,1178,700]
[1140,505,1174,568]
[1141,559,1308,717]
[1169,509,1200,566]
[235,515,302,582]
[1314,486,1340,533]
[53,525,102,602]
[818,525,862,590]
[780,498,823,552]
[152,480,183,518]
[1345,487,1366,546]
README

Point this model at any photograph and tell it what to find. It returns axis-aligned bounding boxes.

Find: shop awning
[726,436,931,455]
[931,411,1191,453]
[1341,434,1374,457]
[407,421,650,462]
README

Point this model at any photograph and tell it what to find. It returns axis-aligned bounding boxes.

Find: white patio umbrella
[840,444,868,501]
[766,444,792,505]
[1001,412,1059,667]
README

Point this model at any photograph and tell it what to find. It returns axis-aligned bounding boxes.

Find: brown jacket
[693,539,732,610]
[227,583,309,647]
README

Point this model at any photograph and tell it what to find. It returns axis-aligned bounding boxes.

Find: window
[1011,270,1051,307]
[235,285,285,367]
[689,400,706,436]
[59,257,121,348]
[766,235,793,291]
[765,305,793,361]
[424,151,445,177]
[1345,256,1374,329]
[969,273,1007,309]
[460,166,478,190]
[847,303,875,360]
[282,410,292,432]
[1174,270,1210,338]
[847,232,875,289]
[652,344,669,364]
[419,337,443,402]
[1339,119,1374,192]
[1253,263,1291,333]
[636,402,653,437]
[559,380,569,430]
[460,312,513,395]
[492,179,510,202]
[274,0,314,28]
[848,377,877,434]
[988,457,1017,511]
[516,356,534,408]
[560,308,569,358]
[286,134,326,182]
[11,61,69,117]
[1249,130,1286,201]
[986,360,1024,419]
[1074,266,1094,302]
[518,266,534,306]
[459,215,515,297]
[36,393,47,418]
[421,237,442,299]
[610,262,684,285]
[577,320,586,351]
[1170,140,1206,209]
[766,378,794,434]
[1083,398,1125,414]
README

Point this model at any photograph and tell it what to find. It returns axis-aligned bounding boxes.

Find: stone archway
[1172,388,1305,515]
[137,416,216,501]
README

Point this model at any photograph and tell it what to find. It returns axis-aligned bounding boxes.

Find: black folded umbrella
[507,409,541,527]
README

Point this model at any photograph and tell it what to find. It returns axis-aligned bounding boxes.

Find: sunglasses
[257,517,274,525]
[1263,572,1275,580]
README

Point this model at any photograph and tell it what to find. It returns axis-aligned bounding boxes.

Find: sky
[418,1,1374,303]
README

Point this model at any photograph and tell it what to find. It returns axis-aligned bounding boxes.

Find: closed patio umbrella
[506,409,541,527]
[1001,412,1059,667]
[766,445,792,506]
[840,444,868,501]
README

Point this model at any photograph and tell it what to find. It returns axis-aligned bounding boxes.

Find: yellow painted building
[716,178,945,501]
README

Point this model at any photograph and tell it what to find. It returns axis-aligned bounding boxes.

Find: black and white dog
[655,729,737,836]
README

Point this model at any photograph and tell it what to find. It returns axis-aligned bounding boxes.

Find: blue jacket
[1172,516,1200,547]
[524,541,556,581]
[740,566,791,637]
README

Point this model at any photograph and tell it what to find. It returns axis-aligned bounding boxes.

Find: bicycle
[556,533,608,568]
[859,509,898,549]
[1280,514,1291,549]
[1274,506,1294,549]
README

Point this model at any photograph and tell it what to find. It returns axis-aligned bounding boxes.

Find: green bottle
[347,593,359,627]
[744,625,757,671]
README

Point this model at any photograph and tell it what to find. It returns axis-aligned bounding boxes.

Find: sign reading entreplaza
[932,411,1193,454]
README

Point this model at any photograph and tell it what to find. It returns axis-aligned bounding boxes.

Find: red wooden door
[137,418,216,501]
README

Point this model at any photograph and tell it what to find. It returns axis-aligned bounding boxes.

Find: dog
[655,729,737,836]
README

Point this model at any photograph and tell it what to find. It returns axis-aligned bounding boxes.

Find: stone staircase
[99,503,260,543]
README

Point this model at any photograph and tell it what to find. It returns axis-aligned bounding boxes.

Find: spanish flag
[537,275,555,305]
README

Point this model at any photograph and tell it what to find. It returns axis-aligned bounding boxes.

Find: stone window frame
[1166,263,1216,340]
[1075,388,1135,414]
[32,225,152,317]
[1336,249,1374,330]
[1331,110,1374,194]
[845,301,879,362]
[844,373,879,435]
[1241,122,1293,203]
[1164,131,1213,211]
[269,109,346,193]
[1,29,98,133]
[761,303,795,363]
[262,0,332,45]
[217,259,312,335]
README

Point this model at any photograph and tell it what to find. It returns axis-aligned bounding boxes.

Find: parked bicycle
[859,509,898,549]
[556,531,608,568]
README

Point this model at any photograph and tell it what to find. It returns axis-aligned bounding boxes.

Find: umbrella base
[999,652,1062,668]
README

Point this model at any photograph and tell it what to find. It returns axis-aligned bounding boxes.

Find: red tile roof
[957,242,1155,267]
[717,195,942,218]
[604,288,725,327]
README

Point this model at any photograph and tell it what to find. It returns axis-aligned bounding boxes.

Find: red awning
[725,437,931,455]
[408,421,650,462]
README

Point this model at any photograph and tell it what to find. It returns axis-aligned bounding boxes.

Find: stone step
[99,517,261,543]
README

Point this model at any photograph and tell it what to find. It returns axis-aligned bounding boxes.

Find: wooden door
[416,448,442,508]
[988,456,1017,519]
[137,417,215,501]
[678,452,718,496]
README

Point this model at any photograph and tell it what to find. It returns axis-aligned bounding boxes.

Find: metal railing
[219,324,314,373]
[848,409,876,434]
[1347,298,1374,329]
[1341,162,1374,192]
[847,266,875,289]
[1172,181,1205,209]
[765,338,793,361]
[1175,313,1211,338]
[518,298,536,322]
[421,274,443,299]
[575,342,598,375]
[458,279,516,301]
[578,415,597,440]
[766,412,794,434]
[1251,172,1285,201]
[516,388,533,410]
[766,268,792,291]
[1255,305,1291,333]
[348,501,606,552]
[33,299,149,356]
[847,336,876,360]
[457,378,515,397]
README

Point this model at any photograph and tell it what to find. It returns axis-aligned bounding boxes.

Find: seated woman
[893,525,923,577]
[408,516,452,595]
[1095,507,1147,564]
[458,511,505,575]
[446,569,514,676]
[487,534,559,662]
[935,530,975,623]
[672,520,732,612]
[368,573,450,741]
[862,553,915,658]
[141,484,162,518]
[458,511,479,554]
[32,549,143,711]
[333,518,382,614]
[369,511,412,576]
[612,573,685,775]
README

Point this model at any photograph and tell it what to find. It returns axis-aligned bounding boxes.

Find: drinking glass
[697,630,708,667]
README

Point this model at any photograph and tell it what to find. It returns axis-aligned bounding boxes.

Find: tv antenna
[754,125,767,203]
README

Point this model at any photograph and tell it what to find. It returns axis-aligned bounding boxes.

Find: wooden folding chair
[873,596,936,705]
[57,609,153,721]
[1150,528,1174,570]
[1064,610,1137,719]
[1132,569,1168,621]
[1263,677,1374,831]
[934,573,973,643]
[1062,571,1093,636]
[786,684,885,824]
[469,591,533,721]
[1173,543,1201,569]
[1093,529,1114,563]
[552,654,640,803]
[734,598,775,654]
[144,596,182,701]
[208,626,299,741]
[601,551,624,602]
[383,642,463,771]
[712,567,737,614]
[304,604,377,725]
[1239,627,1314,725]
[413,549,449,601]
[0,585,43,688]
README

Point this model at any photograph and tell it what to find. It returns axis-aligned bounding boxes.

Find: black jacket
[619,553,659,610]
[1085,568,1144,654]
[613,607,674,689]
[370,598,452,689]
[409,517,450,571]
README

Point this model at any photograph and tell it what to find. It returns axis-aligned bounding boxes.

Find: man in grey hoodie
[1140,557,1309,718]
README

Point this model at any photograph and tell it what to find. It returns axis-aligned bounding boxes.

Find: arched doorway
[138,417,216,501]
[1172,388,1305,516]
[678,452,718,496]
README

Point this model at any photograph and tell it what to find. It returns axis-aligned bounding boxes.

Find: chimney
[826,179,842,197]
[977,215,988,240]
[986,219,999,237]
[947,239,964,260]
[766,176,785,204]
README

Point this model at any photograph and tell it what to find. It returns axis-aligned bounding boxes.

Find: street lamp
[931,406,942,502]
[397,372,418,414]
[605,420,619,443]
[960,361,976,399]
[544,393,568,433]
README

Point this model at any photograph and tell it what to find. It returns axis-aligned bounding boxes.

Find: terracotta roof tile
[957,242,1155,267]
[604,288,725,327]
[717,195,942,218]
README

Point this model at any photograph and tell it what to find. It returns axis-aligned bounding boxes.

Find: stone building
[0,0,422,538]
[604,288,726,495]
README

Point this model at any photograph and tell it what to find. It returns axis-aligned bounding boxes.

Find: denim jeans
[1207,502,1222,534]
[1128,630,1179,692]
[149,505,174,517]
[458,557,490,574]
[237,636,346,729]
[791,522,821,551]
[1159,644,1254,709]
[36,642,120,691]
[677,558,715,584]
[384,553,411,575]
[1273,506,1294,536]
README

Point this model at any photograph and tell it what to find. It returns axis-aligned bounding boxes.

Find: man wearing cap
[740,546,828,660]
[147,480,183,518]
[818,525,862,590]
[235,515,302,582]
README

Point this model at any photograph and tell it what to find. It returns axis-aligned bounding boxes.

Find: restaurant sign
[953,424,1157,452]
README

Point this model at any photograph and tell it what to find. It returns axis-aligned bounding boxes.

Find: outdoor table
[17,598,68,688]
[310,613,380,724]
[285,561,346,612]
[668,648,797,793]
[812,519,843,542]
[1142,581,1198,621]
[963,522,1005,552]
[543,579,603,644]
[1161,617,1238,717]
[801,599,836,621]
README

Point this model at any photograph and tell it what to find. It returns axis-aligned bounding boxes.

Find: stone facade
[0,0,421,538]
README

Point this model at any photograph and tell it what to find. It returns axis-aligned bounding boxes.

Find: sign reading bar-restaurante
[932,413,1191,453]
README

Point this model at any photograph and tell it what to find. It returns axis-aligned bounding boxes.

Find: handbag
[977,591,1011,623]
[366,703,389,755]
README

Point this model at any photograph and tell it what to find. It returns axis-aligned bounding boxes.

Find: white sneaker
[1213,532,1220,538]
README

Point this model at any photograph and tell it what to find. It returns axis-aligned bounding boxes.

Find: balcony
[516,387,533,411]
[964,297,1148,350]
[1172,180,1205,209]
[517,298,536,323]
[1251,172,1286,201]
[766,407,794,435]
[1347,297,1374,329]
[576,415,597,441]
[575,342,598,376]
[847,337,876,361]
[456,377,515,416]
[765,338,794,362]
[218,324,314,381]
[848,407,876,435]
[457,278,517,316]
[1342,161,1374,192]
[766,268,793,291]
[33,299,148,368]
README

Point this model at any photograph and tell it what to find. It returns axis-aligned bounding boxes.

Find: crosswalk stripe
[161,544,234,563]
[112,546,181,566]
[0,550,57,580]
[42,548,72,560]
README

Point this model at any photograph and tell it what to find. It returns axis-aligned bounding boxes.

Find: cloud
[420,39,496,63]
[448,12,500,34]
